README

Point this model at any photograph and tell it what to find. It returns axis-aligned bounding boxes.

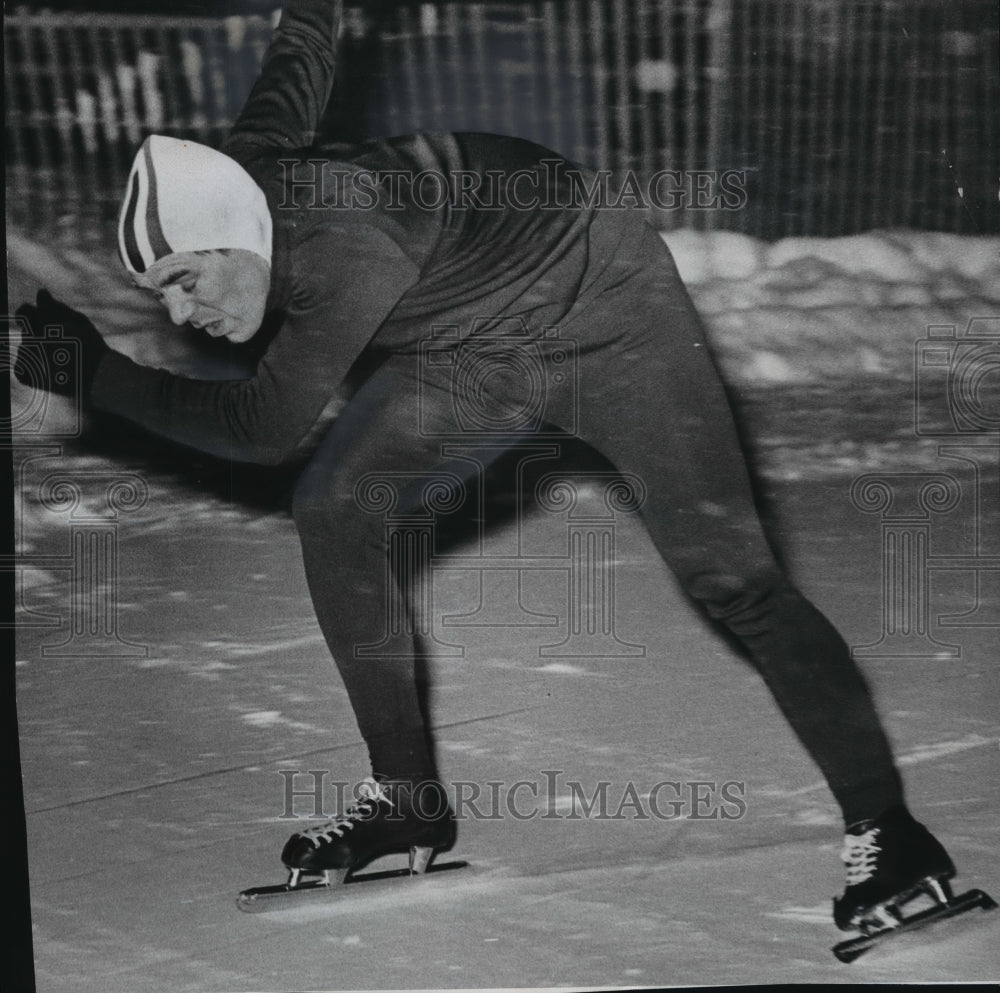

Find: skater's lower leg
[289,487,453,873]
[288,363,519,785]
[291,426,441,783]
[680,565,905,826]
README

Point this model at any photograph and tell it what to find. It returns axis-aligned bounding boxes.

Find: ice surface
[11,227,1000,989]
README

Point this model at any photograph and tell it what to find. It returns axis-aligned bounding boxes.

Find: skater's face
[134,249,270,344]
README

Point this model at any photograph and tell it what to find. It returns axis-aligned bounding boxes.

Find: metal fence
[5,0,998,243]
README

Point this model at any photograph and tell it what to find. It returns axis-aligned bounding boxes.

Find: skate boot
[829,806,996,962]
[833,805,955,931]
[237,777,465,911]
[280,776,456,885]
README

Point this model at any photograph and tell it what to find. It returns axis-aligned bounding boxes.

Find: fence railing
[5,0,998,243]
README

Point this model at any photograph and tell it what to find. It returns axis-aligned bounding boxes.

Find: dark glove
[14,290,110,404]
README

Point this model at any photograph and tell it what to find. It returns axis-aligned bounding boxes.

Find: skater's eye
[151,272,197,299]
[161,270,195,290]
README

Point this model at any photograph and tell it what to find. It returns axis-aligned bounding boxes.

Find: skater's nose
[162,288,195,326]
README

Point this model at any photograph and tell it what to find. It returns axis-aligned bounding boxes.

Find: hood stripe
[119,169,147,274]
[142,140,174,263]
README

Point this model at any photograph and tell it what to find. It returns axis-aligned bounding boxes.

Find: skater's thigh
[550,266,778,579]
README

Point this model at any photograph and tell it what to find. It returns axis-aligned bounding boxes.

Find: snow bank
[662,229,1000,384]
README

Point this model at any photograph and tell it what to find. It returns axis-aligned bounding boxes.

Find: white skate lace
[297,779,394,848]
[841,826,881,886]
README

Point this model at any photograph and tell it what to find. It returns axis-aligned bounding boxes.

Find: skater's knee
[682,566,792,622]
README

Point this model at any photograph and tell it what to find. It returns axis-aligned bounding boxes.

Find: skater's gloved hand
[14,290,110,403]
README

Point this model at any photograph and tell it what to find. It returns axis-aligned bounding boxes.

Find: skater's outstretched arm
[223,0,343,165]
[87,223,419,465]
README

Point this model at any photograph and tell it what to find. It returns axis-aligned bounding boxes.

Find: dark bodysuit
[90,0,903,824]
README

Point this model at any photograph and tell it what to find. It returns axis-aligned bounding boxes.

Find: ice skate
[831,806,996,962]
[237,777,465,912]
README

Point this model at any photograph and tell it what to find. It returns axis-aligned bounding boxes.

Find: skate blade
[236,859,469,914]
[832,887,997,963]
